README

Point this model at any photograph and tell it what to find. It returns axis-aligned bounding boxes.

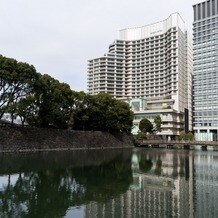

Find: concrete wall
[0,126,134,152]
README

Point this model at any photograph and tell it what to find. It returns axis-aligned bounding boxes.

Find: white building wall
[87,13,193,133]
[119,13,186,41]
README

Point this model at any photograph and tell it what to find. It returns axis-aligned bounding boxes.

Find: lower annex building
[87,13,193,140]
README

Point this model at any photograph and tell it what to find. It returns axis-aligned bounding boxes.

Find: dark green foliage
[135,132,147,140]
[0,55,133,132]
[73,93,133,133]
[139,158,153,173]
[33,74,75,128]
[154,115,162,132]
[139,118,153,133]
[178,131,195,141]
[186,132,195,141]
[178,131,186,141]
[0,150,133,217]
[154,159,162,176]
[0,55,39,121]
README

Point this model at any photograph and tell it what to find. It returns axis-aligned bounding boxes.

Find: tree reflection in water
[1,149,218,218]
[0,149,133,217]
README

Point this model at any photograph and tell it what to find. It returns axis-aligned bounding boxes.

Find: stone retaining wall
[0,126,134,152]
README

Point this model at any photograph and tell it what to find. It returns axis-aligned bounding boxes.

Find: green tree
[135,132,147,140]
[154,115,162,132]
[15,96,37,127]
[178,131,194,141]
[178,131,186,141]
[0,55,39,121]
[0,55,133,132]
[34,74,75,129]
[73,93,133,133]
[139,118,153,133]
[186,132,195,141]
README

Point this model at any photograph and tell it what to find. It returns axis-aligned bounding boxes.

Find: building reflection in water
[0,150,217,217]
[194,152,218,218]
[85,150,218,218]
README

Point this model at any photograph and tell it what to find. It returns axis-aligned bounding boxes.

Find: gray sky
[0,0,200,91]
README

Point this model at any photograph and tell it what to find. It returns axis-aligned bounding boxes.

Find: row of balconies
[126,77,177,83]
[125,62,178,68]
[91,85,177,94]
[91,73,177,81]
[124,46,177,53]
[116,33,177,45]
[131,91,175,97]
[125,62,178,69]
[132,79,176,84]
[131,85,177,91]
[141,90,175,95]
[126,56,177,64]
[123,49,177,57]
[127,52,177,60]
[125,69,176,75]
[131,90,176,96]
[131,76,177,81]
[125,62,178,72]
[131,85,177,90]
[124,40,177,48]
[89,72,178,81]
[131,72,177,77]
[94,77,177,85]
[115,43,177,52]
[125,60,177,67]
[95,68,177,75]
[125,55,177,63]
[130,87,175,94]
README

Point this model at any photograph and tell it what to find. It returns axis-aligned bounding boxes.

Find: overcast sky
[1,0,201,91]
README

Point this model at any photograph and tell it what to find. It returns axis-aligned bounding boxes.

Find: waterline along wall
[0,126,134,152]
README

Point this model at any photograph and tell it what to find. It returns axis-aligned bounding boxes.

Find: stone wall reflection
[0,149,133,217]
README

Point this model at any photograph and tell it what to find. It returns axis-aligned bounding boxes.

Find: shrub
[135,132,147,140]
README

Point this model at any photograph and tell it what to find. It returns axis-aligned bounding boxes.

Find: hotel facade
[193,0,218,141]
[87,13,193,140]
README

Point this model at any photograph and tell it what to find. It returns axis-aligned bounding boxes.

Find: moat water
[0,148,217,217]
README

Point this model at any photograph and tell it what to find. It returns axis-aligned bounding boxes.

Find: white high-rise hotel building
[87,13,193,139]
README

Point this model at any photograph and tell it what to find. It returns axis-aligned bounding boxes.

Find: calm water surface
[0,148,218,217]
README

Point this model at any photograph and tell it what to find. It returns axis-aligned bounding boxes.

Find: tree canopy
[139,118,153,133]
[154,115,162,132]
[73,93,133,132]
[0,55,133,133]
[0,55,39,122]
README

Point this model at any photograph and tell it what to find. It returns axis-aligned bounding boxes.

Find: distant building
[193,0,218,141]
[87,13,193,139]
[129,98,184,139]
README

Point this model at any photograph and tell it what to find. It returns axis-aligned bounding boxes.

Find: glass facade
[193,0,218,136]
